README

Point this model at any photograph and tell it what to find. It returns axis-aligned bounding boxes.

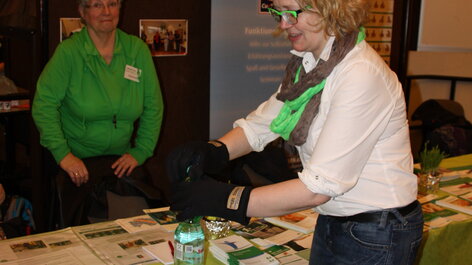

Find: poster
[210,0,290,138]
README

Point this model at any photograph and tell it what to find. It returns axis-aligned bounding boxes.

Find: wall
[407,51,472,120]
[417,0,472,52]
[210,2,291,138]
[0,0,45,231]
[407,0,472,121]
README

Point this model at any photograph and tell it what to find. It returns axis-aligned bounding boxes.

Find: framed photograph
[139,19,188,57]
[60,18,84,42]
[259,0,274,13]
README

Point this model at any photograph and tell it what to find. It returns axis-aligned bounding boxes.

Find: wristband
[227,186,245,210]
[208,140,225,147]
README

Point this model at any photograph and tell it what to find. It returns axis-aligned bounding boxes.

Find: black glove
[166,140,229,183]
[170,177,253,225]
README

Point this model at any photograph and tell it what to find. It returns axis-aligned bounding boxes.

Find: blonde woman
[169,0,423,264]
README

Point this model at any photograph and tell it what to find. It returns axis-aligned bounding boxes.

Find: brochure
[264,245,309,265]
[264,209,318,234]
[421,202,469,230]
[439,177,472,196]
[142,241,174,265]
[115,214,160,233]
[436,196,472,215]
[209,234,279,265]
[143,207,179,232]
[232,219,304,247]
[285,233,314,251]
[459,191,472,202]
[440,169,472,182]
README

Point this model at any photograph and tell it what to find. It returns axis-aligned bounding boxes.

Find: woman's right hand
[166,140,229,184]
[59,153,89,187]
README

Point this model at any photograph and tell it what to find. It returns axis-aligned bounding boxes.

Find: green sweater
[32,28,163,165]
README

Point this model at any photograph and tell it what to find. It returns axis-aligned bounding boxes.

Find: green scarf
[270,28,366,145]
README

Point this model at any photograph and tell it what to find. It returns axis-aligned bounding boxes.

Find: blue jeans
[310,201,424,265]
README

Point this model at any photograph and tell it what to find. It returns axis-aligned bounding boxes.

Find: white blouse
[234,38,417,216]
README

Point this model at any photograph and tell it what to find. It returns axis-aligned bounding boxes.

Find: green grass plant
[419,143,447,173]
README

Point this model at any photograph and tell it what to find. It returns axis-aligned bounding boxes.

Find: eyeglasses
[84,1,120,11]
[268,6,311,25]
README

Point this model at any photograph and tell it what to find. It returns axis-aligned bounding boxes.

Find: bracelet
[208,140,225,147]
[227,186,245,210]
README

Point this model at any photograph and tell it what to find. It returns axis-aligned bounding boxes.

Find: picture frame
[60,18,84,42]
[139,19,188,57]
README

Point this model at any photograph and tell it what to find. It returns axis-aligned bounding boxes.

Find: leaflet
[232,219,304,247]
[73,221,174,265]
[0,228,100,264]
[115,214,161,233]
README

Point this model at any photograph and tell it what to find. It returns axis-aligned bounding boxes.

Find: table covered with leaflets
[414,154,472,265]
[0,155,471,265]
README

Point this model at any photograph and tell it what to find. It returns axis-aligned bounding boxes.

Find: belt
[329,200,419,223]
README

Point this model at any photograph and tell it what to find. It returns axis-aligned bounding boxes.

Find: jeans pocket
[333,222,390,264]
[347,222,391,250]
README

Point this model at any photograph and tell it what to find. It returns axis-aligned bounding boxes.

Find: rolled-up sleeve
[234,89,284,152]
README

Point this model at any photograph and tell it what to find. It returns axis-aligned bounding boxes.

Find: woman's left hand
[111,153,138,178]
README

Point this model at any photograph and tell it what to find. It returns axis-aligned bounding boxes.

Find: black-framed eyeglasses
[267,6,311,25]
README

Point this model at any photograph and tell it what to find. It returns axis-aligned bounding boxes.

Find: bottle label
[175,242,204,264]
[175,242,184,260]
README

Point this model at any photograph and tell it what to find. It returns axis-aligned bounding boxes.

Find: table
[1,155,471,265]
[414,153,472,265]
[439,153,472,171]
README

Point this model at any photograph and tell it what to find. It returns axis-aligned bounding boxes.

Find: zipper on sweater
[113,115,117,128]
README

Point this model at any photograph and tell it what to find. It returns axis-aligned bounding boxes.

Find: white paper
[72,221,173,265]
[0,228,88,263]
[142,241,174,264]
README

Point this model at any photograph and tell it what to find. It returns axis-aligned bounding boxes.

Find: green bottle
[173,216,204,265]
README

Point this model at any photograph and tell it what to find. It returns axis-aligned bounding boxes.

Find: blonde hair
[297,0,369,39]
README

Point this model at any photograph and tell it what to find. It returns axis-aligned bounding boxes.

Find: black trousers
[55,155,162,227]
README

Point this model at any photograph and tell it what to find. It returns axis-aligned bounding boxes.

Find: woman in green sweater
[32,0,163,226]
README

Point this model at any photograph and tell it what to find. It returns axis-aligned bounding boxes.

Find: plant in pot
[418,143,447,195]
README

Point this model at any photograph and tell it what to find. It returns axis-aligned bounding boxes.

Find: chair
[404,74,472,160]
[49,155,167,229]
[411,99,472,157]
[404,75,472,112]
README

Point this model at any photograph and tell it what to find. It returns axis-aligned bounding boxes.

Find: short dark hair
[77,0,123,6]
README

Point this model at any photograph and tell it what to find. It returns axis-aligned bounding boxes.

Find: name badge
[124,65,141,82]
